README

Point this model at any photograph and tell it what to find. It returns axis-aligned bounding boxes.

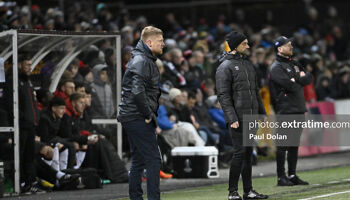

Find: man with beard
[216,31,268,200]
[269,36,312,186]
[5,54,42,193]
[118,26,165,200]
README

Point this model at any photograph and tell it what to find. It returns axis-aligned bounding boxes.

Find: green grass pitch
[120,165,350,200]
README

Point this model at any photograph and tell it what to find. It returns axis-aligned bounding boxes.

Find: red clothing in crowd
[304,82,317,103]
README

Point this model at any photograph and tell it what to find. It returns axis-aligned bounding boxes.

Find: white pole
[116,35,122,158]
[12,30,20,194]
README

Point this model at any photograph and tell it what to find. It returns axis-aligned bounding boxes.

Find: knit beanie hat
[49,96,66,108]
[226,31,247,50]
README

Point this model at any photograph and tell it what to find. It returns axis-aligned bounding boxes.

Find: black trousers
[228,126,253,193]
[276,146,299,177]
[276,114,304,177]
[122,119,161,200]
[35,156,57,184]
[20,127,36,185]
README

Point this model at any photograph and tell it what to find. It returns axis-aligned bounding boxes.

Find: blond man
[118,26,165,200]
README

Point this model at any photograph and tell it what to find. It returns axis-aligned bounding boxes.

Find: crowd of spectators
[0,0,349,194]
[0,53,129,193]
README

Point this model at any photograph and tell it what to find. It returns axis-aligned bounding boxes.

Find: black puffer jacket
[118,40,161,123]
[216,53,266,126]
[269,55,313,114]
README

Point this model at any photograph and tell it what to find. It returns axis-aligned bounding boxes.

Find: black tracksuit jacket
[269,55,313,114]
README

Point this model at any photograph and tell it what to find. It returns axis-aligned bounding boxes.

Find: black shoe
[228,191,242,200]
[243,189,268,199]
[30,182,46,194]
[59,173,80,185]
[277,175,294,186]
[20,184,31,194]
[21,181,46,194]
[289,175,309,185]
[59,174,81,190]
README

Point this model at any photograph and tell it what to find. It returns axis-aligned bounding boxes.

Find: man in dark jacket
[5,54,42,193]
[38,96,77,169]
[269,36,312,186]
[118,26,164,200]
[59,93,96,147]
[216,31,268,200]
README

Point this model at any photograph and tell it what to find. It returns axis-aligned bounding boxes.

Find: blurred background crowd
[2,0,348,101]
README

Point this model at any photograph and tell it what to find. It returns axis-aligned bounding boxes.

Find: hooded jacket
[90,64,115,118]
[216,53,266,126]
[269,55,313,114]
[118,40,161,123]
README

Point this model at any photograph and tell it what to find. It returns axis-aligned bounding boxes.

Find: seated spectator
[35,142,80,190]
[157,96,197,148]
[75,82,86,95]
[167,88,205,146]
[104,47,116,85]
[40,53,60,87]
[156,58,173,92]
[184,50,205,90]
[186,90,219,146]
[78,66,94,85]
[330,68,350,99]
[38,97,76,169]
[60,93,128,183]
[54,79,75,104]
[192,89,221,134]
[190,90,232,151]
[315,75,332,101]
[90,64,115,118]
[201,79,216,99]
[206,96,232,148]
[36,88,53,111]
[67,58,84,83]
[84,85,113,139]
[59,93,93,147]
[162,48,187,88]
[207,95,226,129]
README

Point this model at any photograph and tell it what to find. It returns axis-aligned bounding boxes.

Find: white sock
[74,151,86,169]
[56,171,65,179]
[59,149,69,170]
[51,147,60,171]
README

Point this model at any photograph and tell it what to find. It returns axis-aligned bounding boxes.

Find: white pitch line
[328,181,340,184]
[298,190,350,200]
[163,188,215,194]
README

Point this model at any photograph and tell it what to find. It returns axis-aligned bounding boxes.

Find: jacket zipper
[243,60,253,114]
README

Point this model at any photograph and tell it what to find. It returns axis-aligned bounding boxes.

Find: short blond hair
[141,26,163,42]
